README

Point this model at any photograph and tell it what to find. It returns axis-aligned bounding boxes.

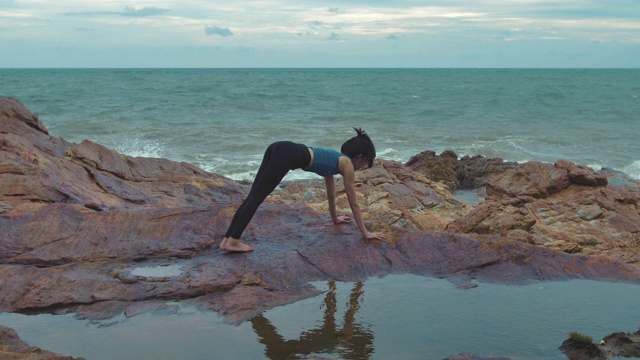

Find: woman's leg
[221,142,296,252]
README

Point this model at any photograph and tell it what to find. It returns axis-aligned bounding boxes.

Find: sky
[1,0,639,68]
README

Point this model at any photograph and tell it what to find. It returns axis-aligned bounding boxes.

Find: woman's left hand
[334,215,352,224]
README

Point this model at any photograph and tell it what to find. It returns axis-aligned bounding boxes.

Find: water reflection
[251,281,374,360]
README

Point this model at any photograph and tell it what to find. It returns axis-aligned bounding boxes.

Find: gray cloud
[205,26,233,37]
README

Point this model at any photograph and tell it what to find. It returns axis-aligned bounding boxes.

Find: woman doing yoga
[220,128,387,253]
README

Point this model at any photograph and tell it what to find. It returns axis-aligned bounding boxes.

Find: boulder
[559,338,607,360]
[487,162,571,199]
[0,97,246,213]
[556,159,608,187]
[448,160,640,265]
[559,329,640,359]
[459,155,519,189]
[405,150,518,190]
[406,150,461,189]
[601,331,640,358]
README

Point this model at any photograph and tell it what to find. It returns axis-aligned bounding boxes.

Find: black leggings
[224,141,311,239]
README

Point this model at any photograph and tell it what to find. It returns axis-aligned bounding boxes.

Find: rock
[487,162,571,199]
[406,150,460,189]
[278,159,470,232]
[405,150,518,191]
[0,97,49,135]
[598,168,640,189]
[458,155,518,189]
[601,330,640,358]
[556,159,608,187]
[559,328,640,359]
[450,161,640,264]
[0,97,246,211]
[559,338,607,360]
[0,325,84,359]
[2,96,640,327]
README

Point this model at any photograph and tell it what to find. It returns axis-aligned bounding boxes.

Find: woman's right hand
[364,231,387,240]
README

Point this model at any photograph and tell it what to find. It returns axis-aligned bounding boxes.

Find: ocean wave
[621,160,640,180]
[112,136,165,159]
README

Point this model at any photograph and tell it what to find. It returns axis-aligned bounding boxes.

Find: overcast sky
[1,0,639,68]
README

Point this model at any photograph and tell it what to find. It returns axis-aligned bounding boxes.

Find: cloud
[4,0,640,67]
[120,6,168,17]
[65,6,168,17]
[205,26,233,37]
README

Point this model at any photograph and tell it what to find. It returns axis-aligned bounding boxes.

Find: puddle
[2,275,640,359]
[452,189,485,205]
[129,264,183,278]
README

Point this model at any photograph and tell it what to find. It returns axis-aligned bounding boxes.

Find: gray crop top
[306,147,346,177]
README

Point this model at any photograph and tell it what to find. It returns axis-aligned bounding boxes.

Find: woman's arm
[339,157,386,240]
[325,176,351,224]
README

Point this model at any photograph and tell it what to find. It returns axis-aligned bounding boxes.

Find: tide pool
[2,275,639,359]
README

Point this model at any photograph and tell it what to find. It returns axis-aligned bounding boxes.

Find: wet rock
[598,168,640,190]
[0,325,84,359]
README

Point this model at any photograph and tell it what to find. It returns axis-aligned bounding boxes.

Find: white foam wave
[113,135,165,159]
[621,160,640,180]
[586,163,606,172]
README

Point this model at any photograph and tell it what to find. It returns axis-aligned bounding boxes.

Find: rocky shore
[2,97,640,359]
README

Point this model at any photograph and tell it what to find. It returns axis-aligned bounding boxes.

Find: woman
[220,128,387,253]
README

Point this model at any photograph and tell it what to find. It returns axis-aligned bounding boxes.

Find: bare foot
[221,237,254,253]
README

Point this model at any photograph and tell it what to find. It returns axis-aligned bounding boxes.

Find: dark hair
[341,127,376,168]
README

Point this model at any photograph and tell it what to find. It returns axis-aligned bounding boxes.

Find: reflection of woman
[251,281,374,360]
[221,128,387,253]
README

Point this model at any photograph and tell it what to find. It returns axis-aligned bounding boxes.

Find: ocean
[1,68,639,181]
[2,68,640,359]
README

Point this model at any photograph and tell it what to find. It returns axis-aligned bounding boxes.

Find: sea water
[1,68,639,181]
[1,69,640,358]
[2,276,640,359]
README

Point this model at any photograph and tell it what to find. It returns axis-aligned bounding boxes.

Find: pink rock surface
[2,96,640,329]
